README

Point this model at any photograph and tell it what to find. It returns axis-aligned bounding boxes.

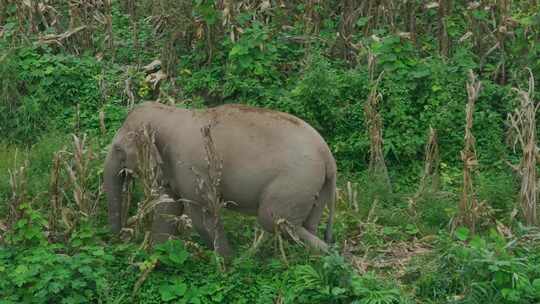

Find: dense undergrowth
[2,0,540,303]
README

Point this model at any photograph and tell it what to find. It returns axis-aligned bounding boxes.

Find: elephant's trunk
[103,146,125,234]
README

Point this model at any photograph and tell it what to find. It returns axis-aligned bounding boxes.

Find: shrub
[411,230,540,303]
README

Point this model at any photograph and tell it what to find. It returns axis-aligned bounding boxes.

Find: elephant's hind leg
[187,204,233,257]
[257,176,328,253]
[303,198,325,234]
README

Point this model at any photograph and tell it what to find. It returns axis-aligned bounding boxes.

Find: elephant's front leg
[187,204,233,257]
[151,198,184,244]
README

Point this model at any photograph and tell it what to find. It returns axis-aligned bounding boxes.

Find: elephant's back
[207,104,333,181]
[208,104,330,159]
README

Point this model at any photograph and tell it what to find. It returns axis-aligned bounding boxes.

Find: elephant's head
[103,133,138,234]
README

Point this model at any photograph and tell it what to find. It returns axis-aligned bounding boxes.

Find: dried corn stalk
[197,124,224,214]
[334,0,362,62]
[157,0,193,77]
[457,70,482,232]
[7,154,28,229]
[408,127,440,212]
[184,123,234,257]
[124,125,166,238]
[346,181,359,211]
[365,53,390,191]
[508,69,538,226]
[304,0,323,35]
[48,151,64,234]
[63,134,98,217]
[418,127,440,194]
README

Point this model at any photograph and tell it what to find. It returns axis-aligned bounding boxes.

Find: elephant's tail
[323,158,337,244]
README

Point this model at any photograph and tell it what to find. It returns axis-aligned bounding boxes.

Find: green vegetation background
[1,1,540,303]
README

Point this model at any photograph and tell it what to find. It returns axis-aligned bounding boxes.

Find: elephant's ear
[103,143,126,234]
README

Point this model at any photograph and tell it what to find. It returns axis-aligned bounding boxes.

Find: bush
[411,229,540,303]
[0,46,127,143]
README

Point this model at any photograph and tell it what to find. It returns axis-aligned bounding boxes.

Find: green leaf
[532,279,540,293]
[382,226,397,235]
[331,287,347,296]
[356,17,370,28]
[159,286,177,302]
[230,45,248,57]
[410,69,430,79]
[159,280,187,302]
[156,240,189,267]
[455,227,470,241]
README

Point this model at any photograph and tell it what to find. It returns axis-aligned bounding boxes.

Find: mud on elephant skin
[103,102,337,256]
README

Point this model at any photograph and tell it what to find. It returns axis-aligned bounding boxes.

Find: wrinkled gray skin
[104,102,336,256]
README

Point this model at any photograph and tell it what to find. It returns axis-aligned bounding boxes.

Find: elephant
[104,102,336,256]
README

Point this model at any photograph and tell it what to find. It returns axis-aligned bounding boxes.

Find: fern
[351,272,409,304]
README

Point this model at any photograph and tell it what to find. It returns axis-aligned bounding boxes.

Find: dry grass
[341,220,433,277]
[11,0,113,54]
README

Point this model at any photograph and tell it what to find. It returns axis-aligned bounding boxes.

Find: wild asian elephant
[103,102,336,256]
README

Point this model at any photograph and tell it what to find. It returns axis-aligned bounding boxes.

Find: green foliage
[0,46,128,143]
[154,240,189,267]
[0,207,118,303]
[158,277,188,302]
[283,253,411,304]
[411,230,540,303]
[5,203,48,247]
[351,272,410,304]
